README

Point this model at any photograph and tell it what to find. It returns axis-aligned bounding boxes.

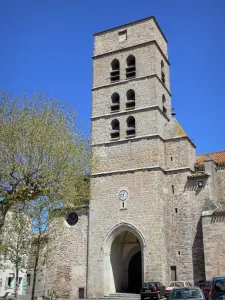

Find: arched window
[162,94,167,113]
[126,116,136,136]
[126,55,136,79]
[126,89,135,109]
[161,60,165,84]
[110,59,120,82]
[111,93,120,112]
[111,119,120,139]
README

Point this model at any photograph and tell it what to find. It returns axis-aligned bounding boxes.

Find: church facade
[41,16,225,299]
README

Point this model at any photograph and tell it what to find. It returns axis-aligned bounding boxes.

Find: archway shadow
[128,251,142,293]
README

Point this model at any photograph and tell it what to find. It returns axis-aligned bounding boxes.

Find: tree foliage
[0,210,31,300]
[0,91,90,228]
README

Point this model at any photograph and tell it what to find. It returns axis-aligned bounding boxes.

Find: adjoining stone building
[31,16,225,299]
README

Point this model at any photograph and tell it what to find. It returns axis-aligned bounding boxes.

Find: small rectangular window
[178,251,181,255]
[118,30,127,42]
[175,208,178,213]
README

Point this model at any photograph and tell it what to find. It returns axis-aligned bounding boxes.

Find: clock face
[118,189,128,201]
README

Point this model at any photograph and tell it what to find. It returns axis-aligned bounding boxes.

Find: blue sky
[1,0,225,155]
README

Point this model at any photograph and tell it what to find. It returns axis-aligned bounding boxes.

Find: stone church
[29,16,225,299]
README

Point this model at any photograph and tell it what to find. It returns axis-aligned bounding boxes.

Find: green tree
[0,209,31,300]
[0,91,90,229]
[26,198,49,300]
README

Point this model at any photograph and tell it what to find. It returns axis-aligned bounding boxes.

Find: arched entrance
[103,223,145,295]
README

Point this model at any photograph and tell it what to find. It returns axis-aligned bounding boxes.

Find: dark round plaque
[66,212,78,226]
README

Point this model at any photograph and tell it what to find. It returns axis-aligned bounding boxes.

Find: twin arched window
[110,55,136,83]
[110,116,136,139]
[110,90,135,112]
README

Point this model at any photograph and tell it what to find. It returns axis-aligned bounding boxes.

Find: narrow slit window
[161,60,165,84]
[162,94,167,113]
[175,208,178,213]
[120,200,127,210]
[172,185,175,194]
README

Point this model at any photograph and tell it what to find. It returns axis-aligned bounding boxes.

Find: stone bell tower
[88,16,196,297]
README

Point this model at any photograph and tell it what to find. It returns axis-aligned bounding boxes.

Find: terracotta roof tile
[196,150,225,165]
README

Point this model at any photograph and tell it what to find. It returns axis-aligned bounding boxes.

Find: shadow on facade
[192,219,206,284]
[184,178,209,196]
[211,214,225,223]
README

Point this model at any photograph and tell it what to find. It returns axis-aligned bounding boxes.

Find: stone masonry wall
[202,213,225,279]
[164,139,195,170]
[92,138,163,174]
[88,170,169,297]
[94,17,168,57]
[46,211,88,299]
[216,166,225,204]
[164,169,210,284]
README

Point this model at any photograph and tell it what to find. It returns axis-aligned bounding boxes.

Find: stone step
[108,293,140,296]
[101,298,140,300]
[103,293,141,299]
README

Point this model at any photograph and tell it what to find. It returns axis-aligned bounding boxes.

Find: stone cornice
[92,40,170,66]
[91,133,195,148]
[91,105,170,121]
[92,73,172,97]
[165,136,196,149]
[91,166,193,178]
[91,133,162,147]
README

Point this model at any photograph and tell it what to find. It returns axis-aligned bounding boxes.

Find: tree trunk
[31,234,41,300]
[14,262,19,300]
[0,202,6,231]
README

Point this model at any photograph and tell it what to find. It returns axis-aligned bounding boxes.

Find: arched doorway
[109,230,143,293]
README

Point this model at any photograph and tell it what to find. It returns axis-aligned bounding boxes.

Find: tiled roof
[196,150,225,165]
